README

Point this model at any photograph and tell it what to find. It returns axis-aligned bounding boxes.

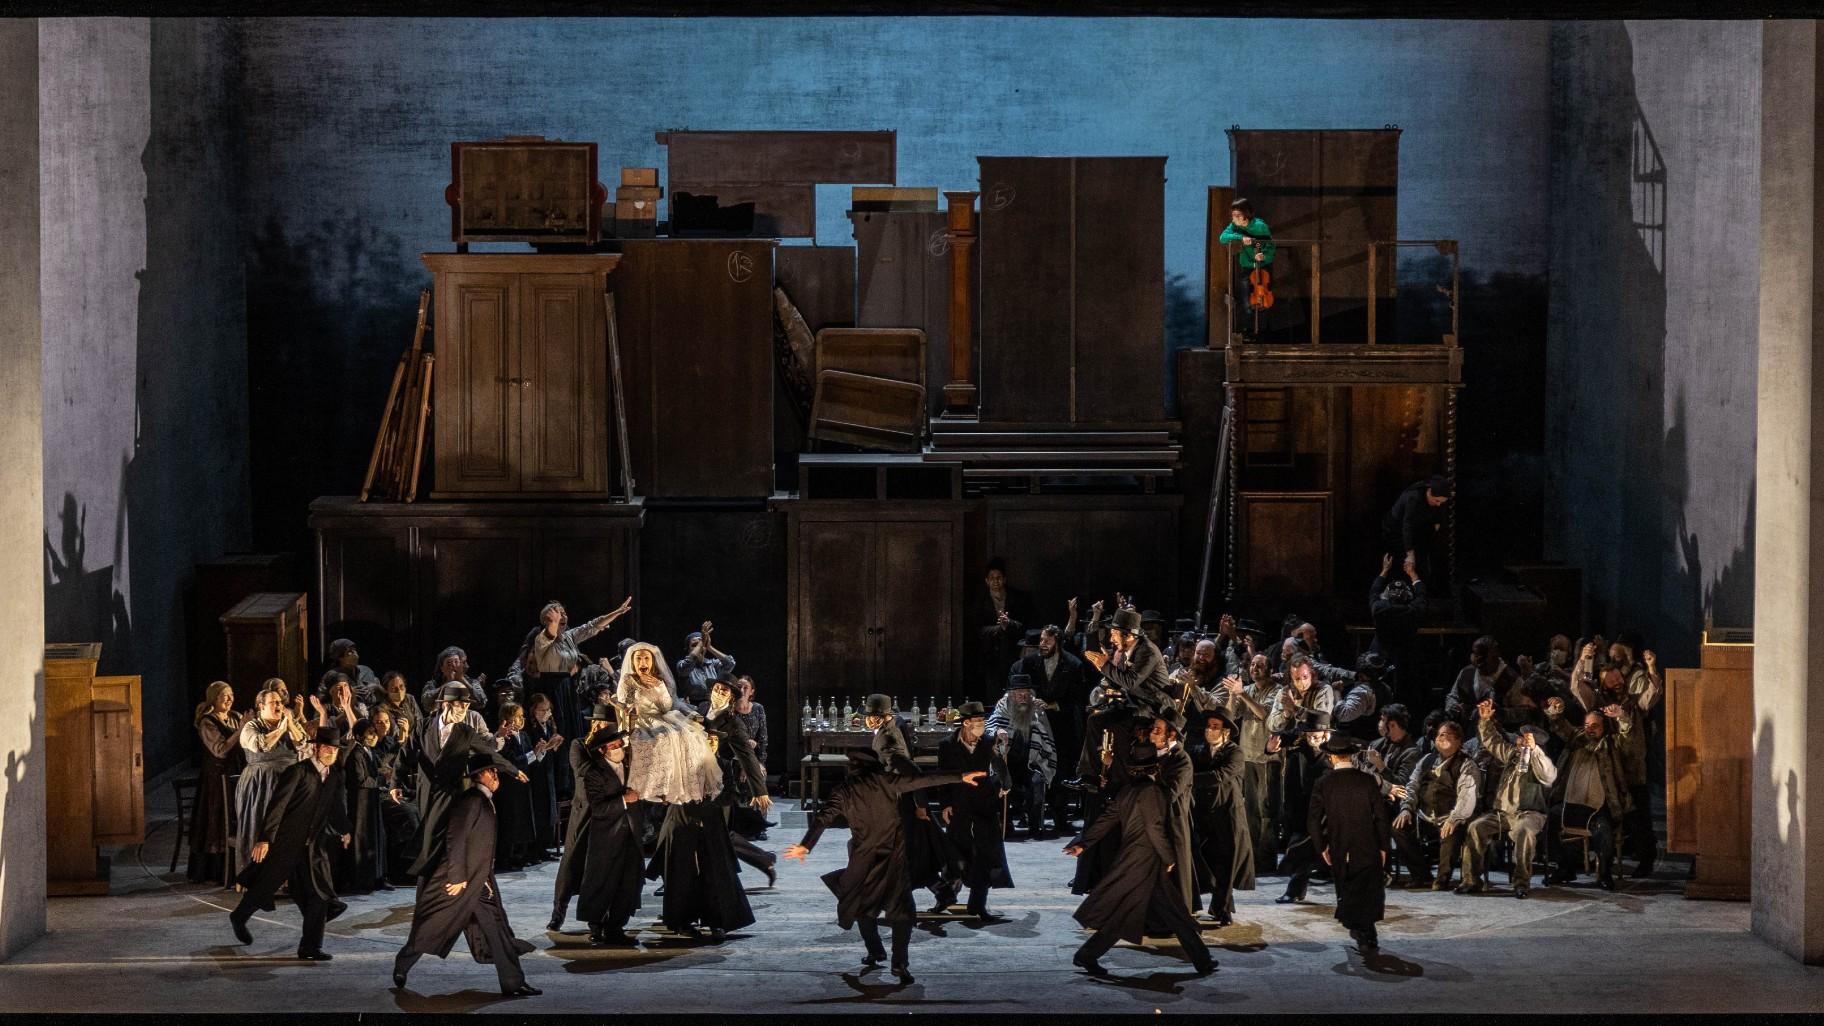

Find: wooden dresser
[1665,629,1752,900]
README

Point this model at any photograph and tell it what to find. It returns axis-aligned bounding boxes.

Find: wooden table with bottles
[796,705,962,809]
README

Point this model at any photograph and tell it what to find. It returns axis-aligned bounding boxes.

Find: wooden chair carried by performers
[168,776,199,873]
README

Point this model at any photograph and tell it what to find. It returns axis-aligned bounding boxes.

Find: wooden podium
[44,643,144,896]
[1665,629,1751,900]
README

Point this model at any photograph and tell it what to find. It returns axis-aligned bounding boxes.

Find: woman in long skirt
[187,681,243,884]
[232,687,308,880]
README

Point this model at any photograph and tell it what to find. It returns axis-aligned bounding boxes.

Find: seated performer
[1468,699,1557,898]
[573,724,646,947]
[782,748,986,983]
[228,726,352,961]
[393,754,540,997]
[986,674,1057,838]
[1064,743,1216,977]
[616,642,722,804]
[1391,719,1480,891]
[936,701,1013,920]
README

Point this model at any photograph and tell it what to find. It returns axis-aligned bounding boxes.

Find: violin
[1248,240,1274,310]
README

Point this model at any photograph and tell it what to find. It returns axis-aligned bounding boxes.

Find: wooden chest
[447,138,605,245]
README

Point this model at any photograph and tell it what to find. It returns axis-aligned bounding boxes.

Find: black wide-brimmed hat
[586,724,628,749]
[1126,742,1161,769]
[1155,702,1186,734]
[1111,608,1144,633]
[462,752,499,778]
[1321,734,1363,755]
[588,703,619,723]
[1235,618,1265,637]
[863,693,893,716]
[311,726,342,747]
[709,675,737,694]
[1172,617,1198,635]
[1021,628,1045,646]
[438,682,473,704]
[956,700,987,720]
[1297,710,1333,733]
[1193,707,1237,735]
[1005,673,1034,693]
[1140,609,1166,626]
[846,747,883,770]
[1356,651,1389,679]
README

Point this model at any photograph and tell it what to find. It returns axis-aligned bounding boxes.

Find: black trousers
[1392,817,1467,884]
[1242,761,1272,869]
[1078,890,1211,969]
[1279,832,1320,899]
[1547,804,1616,879]
[1624,785,1657,868]
[232,851,338,955]
[393,891,527,991]
[730,831,775,875]
[857,916,913,965]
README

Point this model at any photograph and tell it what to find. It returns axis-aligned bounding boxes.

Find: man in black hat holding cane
[1064,742,1215,977]
[1307,733,1391,952]
[572,723,646,946]
[782,749,987,982]
[394,753,540,996]
[228,726,352,960]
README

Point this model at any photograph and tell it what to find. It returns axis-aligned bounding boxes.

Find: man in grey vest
[1465,699,1558,898]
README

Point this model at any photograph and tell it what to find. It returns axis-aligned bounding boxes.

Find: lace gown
[624,681,722,804]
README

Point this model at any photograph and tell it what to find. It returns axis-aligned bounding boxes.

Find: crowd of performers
[193,575,1663,993]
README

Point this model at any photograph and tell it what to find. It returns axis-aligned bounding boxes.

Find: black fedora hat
[588,703,619,723]
[1005,673,1035,693]
[1111,608,1144,633]
[1235,618,1265,637]
[1321,734,1362,755]
[1021,628,1045,646]
[1140,609,1166,626]
[586,724,629,749]
[1126,742,1161,768]
[437,682,473,704]
[956,700,987,720]
[462,752,499,778]
[1194,707,1238,735]
[1298,710,1333,733]
[311,726,342,747]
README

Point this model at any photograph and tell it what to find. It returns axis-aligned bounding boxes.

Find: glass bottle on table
[802,695,814,733]
[841,696,854,725]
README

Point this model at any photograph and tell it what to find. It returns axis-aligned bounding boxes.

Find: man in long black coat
[393,754,540,997]
[1307,734,1392,951]
[1064,744,1216,977]
[782,748,984,983]
[1188,709,1252,926]
[410,683,524,879]
[865,694,962,911]
[1146,707,1200,916]
[550,703,620,930]
[572,727,645,946]
[229,727,352,960]
[702,678,777,886]
[1274,713,1335,904]
[1014,625,1091,829]
[935,701,1013,919]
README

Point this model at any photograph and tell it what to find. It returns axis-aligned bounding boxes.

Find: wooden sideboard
[44,643,143,896]
[1665,631,1751,900]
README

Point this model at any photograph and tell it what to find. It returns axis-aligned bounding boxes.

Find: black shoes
[547,917,564,931]
[1405,877,1435,890]
[393,969,408,988]
[890,963,914,983]
[763,863,778,888]
[1598,873,1617,891]
[590,927,639,948]
[1274,893,1301,904]
[1189,954,1217,976]
[1631,858,1657,879]
[1072,950,1108,976]
[1349,927,1379,952]
[230,916,253,945]
[502,984,542,997]
[1514,883,1530,900]
[297,949,332,962]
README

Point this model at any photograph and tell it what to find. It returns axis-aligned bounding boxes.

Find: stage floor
[2,793,1817,1015]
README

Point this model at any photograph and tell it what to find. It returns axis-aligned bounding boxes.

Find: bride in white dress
[616,642,722,804]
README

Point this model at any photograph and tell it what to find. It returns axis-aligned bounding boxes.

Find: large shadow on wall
[1548,23,1705,662]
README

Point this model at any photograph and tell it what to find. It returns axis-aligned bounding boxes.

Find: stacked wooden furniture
[221,592,309,697]
[1206,129,1465,603]
[850,203,955,419]
[808,327,928,452]
[1665,629,1752,900]
[660,130,896,237]
[44,643,143,896]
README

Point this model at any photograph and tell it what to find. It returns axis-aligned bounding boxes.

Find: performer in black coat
[1308,734,1392,951]
[522,695,564,856]
[702,679,778,886]
[409,684,524,879]
[864,694,963,911]
[491,703,539,869]
[935,701,1013,919]
[550,703,620,931]
[1063,744,1216,977]
[337,720,395,894]
[1151,708,1199,916]
[783,748,984,982]
[572,726,645,946]
[228,727,352,960]
[1187,708,1253,926]
[1014,624,1091,829]
[393,754,541,996]
[1274,713,1335,904]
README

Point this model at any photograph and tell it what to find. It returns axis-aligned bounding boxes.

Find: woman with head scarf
[188,681,244,884]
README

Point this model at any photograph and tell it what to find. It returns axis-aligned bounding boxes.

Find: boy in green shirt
[1217,198,1274,340]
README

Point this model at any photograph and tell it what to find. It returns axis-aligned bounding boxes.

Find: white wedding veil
[615,641,680,709]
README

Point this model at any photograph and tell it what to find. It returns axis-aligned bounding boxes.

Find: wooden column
[941,191,978,416]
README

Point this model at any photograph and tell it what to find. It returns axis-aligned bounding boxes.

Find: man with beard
[571,726,645,946]
[229,726,352,960]
[1067,607,1174,791]
[1167,637,1222,718]
[936,701,1013,920]
[783,750,986,982]
[393,755,540,997]
[1064,743,1216,977]
[1218,653,1276,872]
[1543,697,1636,890]
[1012,623,1090,831]
[550,703,622,931]
[1468,699,1557,898]
[986,674,1058,838]
[409,683,524,881]
[421,645,488,721]
[1307,734,1391,952]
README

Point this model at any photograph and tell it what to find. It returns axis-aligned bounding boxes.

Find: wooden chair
[222,773,242,889]
[168,776,199,873]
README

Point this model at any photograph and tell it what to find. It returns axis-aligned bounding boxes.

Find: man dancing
[228,726,351,961]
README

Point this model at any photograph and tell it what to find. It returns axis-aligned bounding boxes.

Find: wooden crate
[448,138,604,245]
[808,370,925,452]
[814,327,925,387]
[222,592,309,697]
